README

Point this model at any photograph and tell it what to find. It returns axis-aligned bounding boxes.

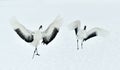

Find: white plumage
[10,16,63,59]
[69,20,108,50]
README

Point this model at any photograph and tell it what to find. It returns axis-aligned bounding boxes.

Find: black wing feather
[42,28,59,44]
[15,28,34,42]
[84,32,97,41]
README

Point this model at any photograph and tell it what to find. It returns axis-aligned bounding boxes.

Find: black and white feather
[41,16,62,44]
[10,18,34,43]
[69,20,107,50]
[10,16,63,59]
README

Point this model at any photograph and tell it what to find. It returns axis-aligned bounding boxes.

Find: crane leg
[81,40,84,49]
[32,48,40,59]
[77,40,79,50]
[32,48,37,59]
[36,48,40,56]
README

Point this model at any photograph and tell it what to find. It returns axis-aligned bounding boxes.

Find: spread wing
[42,16,63,44]
[84,27,107,41]
[10,17,34,42]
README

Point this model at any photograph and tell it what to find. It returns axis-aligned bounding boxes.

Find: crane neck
[84,26,87,30]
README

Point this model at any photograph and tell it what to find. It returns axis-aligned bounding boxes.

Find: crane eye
[39,25,42,30]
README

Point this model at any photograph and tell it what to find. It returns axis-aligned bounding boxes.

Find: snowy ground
[0,0,120,70]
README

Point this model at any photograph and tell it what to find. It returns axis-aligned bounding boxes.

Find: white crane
[10,16,63,59]
[69,20,107,50]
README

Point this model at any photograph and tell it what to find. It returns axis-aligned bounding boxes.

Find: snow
[0,0,120,70]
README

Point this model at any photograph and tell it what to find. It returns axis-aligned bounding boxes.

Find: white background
[0,0,120,70]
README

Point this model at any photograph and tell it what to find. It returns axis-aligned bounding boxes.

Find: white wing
[10,17,34,42]
[42,16,63,44]
[68,20,81,36]
[84,27,108,41]
[68,20,81,30]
